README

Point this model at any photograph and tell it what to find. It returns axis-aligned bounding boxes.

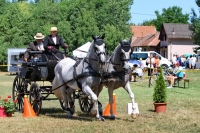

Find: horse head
[119,39,132,71]
[91,34,106,65]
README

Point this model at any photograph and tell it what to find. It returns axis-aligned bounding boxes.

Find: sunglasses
[51,31,57,33]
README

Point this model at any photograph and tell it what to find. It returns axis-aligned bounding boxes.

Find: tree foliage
[0,0,133,62]
[141,6,189,31]
[190,0,200,52]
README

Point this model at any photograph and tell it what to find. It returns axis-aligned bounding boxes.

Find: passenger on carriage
[43,27,68,61]
[24,33,45,62]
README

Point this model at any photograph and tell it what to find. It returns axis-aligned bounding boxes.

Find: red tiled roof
[131,32,160,47]
[131,26,157,37]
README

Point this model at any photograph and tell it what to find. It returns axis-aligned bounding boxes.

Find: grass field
[0,70,200,133]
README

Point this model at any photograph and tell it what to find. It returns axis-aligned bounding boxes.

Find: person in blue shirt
[166,62,185,89]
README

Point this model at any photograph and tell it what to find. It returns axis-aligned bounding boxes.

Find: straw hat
[50,27,58,31]
[34,33,44,39]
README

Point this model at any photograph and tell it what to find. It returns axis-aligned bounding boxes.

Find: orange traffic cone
[103,93,117,116]
[23,95,37,118]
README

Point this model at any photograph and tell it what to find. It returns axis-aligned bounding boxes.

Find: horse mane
[111,44,121,64]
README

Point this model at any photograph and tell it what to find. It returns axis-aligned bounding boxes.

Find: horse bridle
[85,38,106,63]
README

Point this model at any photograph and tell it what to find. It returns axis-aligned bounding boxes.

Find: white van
[129,51,172,68]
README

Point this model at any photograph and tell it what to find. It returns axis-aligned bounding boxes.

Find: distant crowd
[171,54,197,69]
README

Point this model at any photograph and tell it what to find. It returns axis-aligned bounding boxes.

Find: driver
[43,27,68,60]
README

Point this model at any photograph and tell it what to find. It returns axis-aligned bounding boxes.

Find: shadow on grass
[147,109,155,112]
[39,108,104,121]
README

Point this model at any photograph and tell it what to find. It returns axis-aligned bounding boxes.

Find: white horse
[98,39,138,120]
[52,34,106,121]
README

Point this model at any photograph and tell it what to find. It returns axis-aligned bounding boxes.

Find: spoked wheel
[12,75,28,112]
[29,83,42,115]
[59,99,66,111]
[59,89,76,115]
[59,99,75,115]
[78,91,92,113]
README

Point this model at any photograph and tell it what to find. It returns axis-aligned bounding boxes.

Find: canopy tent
[184,53,194,58]
[72,42,91,58]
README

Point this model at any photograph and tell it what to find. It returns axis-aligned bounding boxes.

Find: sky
[130,0,199,24]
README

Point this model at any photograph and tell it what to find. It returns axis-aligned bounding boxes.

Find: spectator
[191,54,197,69]
[166,63,185,88]
[139,58,145,72]
[24,33,45,62]
[172,54,177,65]
[146,53,155,76]
[154,54,160,73]
[43,27,68,60]
[176,54,182,66]
[130,64,143,82]
[186,56,190,68]
[181,55,186,68]
[189,55,193,69]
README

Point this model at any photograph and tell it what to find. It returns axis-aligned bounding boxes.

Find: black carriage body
[19,53,57,82]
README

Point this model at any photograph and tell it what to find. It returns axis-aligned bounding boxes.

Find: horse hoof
[66,110,73,118]
[131,113,138,119]
[110,115,116,120]
[99,116,105,121]
[89,110,97,116]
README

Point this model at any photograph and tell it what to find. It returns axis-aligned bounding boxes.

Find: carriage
[12,51,93,115]
[12,35,138,120]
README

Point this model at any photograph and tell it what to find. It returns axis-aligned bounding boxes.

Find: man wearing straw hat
[24,33,45,62]
[43,27,68,60]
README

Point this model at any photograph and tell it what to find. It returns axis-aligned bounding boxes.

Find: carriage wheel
[12,75,27,112]
[29,83,42,115]
[59,100,66,111]
[78,91,92,113]
[59,91,75,114]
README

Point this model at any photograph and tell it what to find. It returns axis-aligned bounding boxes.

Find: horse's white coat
[52,35,106,120]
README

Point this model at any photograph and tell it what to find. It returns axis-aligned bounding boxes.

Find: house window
[144,48,146,51]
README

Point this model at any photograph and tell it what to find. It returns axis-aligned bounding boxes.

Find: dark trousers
[148,68,153,76]
[45,51,64,61]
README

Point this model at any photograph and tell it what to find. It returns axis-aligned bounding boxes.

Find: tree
[141,6,189,31]
[190,0,200,52]
[0,0,134,63]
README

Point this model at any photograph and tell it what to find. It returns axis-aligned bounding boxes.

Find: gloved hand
[48,46,53,50]
[64,44,68,49]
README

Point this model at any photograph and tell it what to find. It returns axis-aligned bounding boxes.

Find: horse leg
[124,81,138,119]
[52,75,72,118]
[83,85,105,121]
[95,84,104,116]
[66,87,75,115]
[108,87,115,120]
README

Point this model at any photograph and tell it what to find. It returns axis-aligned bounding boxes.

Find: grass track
[0,71,200,133]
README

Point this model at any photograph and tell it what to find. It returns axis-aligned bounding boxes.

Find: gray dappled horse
[98,39,138,120]
[52,34,106,121]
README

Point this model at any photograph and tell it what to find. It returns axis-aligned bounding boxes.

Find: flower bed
[0,95,17,116]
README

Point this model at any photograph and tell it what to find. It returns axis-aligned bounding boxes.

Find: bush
[153,67,167,103]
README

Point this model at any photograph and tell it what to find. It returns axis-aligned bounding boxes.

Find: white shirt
[192,57,196,64]
[52,37,57,45]
[37,43,44,51]
[146,57,155,68]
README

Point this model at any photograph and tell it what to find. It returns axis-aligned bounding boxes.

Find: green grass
[0,71,200,133]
